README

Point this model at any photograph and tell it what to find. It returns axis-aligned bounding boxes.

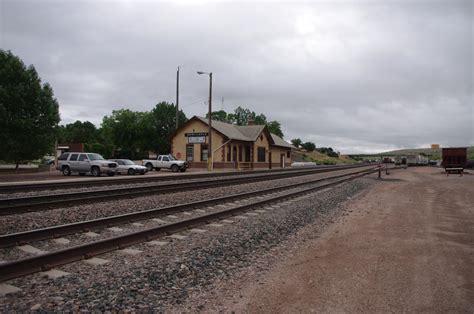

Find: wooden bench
[445,167,463,176]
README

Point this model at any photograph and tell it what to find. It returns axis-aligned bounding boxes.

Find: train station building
[170,116,294,169]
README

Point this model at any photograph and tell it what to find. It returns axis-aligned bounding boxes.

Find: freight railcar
[442,148,467,168]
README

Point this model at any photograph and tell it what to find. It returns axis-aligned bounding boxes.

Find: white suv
[56,152,118,177]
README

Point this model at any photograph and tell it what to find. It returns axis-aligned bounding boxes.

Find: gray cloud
[1,0,472,153]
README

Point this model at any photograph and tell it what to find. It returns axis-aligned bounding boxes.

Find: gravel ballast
[0,167,373,235]
[0,176,375,311]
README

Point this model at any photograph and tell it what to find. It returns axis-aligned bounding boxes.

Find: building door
[233,146,238,168]
[280,154,285,168]
[245,145,251,162]
[186,145,194,162]
[268,152,272,169]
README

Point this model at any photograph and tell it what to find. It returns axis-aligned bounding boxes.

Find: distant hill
[377,146,474,160]
[292,149,357,165]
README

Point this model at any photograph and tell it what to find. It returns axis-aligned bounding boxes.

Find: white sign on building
[188,136,206,144]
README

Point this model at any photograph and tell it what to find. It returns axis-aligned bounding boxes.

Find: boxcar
[442,147,467,168]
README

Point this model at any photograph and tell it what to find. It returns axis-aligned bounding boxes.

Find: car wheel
[62,166,71,176]
[146,163,153,171]
[91,166,101,177]
[128,168,135,175]
[171,164,179,172]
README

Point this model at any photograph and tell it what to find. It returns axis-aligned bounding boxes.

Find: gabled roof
[191,116,294,149]
[195,116,265,142]
[270,133,295,149]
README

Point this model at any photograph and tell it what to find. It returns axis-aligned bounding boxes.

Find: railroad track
[0,166,378,282]
[0,164,371,215]
[0,164,355,193]
[0,166,376,248]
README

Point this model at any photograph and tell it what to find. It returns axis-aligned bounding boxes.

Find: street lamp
[197,71,213,171]
[176,66,181,130]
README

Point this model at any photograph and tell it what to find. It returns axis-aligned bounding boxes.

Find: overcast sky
[1,0,472,153]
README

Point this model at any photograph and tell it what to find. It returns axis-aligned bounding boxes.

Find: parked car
[56,152,118,177]
[143,154,188,172]
[110,159,147,175]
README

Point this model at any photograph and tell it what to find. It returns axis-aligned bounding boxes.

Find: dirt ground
[218,167,474,312]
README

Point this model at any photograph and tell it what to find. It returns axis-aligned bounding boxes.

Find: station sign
[185,132,208,144]
[185,132,208,137]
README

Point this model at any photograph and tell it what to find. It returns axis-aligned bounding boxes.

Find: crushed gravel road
[202,167,474,313]
[0,174,374,311]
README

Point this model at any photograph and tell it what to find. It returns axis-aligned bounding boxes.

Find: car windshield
[87,153,105,161]
[122,160,135,165]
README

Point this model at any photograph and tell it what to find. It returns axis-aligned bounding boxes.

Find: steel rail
[0,168,378,282]
[0,167,376,248]
[0,164,371,215]
[0,164,359,193]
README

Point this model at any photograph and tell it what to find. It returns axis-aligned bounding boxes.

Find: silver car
[110,159,147,175]
[56,152,118,177]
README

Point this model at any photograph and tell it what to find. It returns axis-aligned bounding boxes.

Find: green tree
[291,138,302,148]
[206,110,231,123]
[232,106,253,126]
[254,113,267,125]
[266,120,284,138]
[318,147,339,158]
[0,50,60,169]
[301,141,316,152]
[101,109,150,159]
[84,142,114,159]
[147,102,187,154]
[59,120,98,143]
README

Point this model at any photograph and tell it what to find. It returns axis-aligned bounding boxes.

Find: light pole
[176,66,180,130]
[197,71,212,171]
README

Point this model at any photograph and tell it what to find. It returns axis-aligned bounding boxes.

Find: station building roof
[180,116,294,149]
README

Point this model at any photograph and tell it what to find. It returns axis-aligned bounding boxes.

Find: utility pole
[197,71,213,171]
[175,66,180,130]
[208,72,213,171]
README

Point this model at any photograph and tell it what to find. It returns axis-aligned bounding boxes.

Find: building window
[201,144,208,161]
[287,151,291,158]
[257,147,265,162]
[186,145,193,162]
[227,144,231,162]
